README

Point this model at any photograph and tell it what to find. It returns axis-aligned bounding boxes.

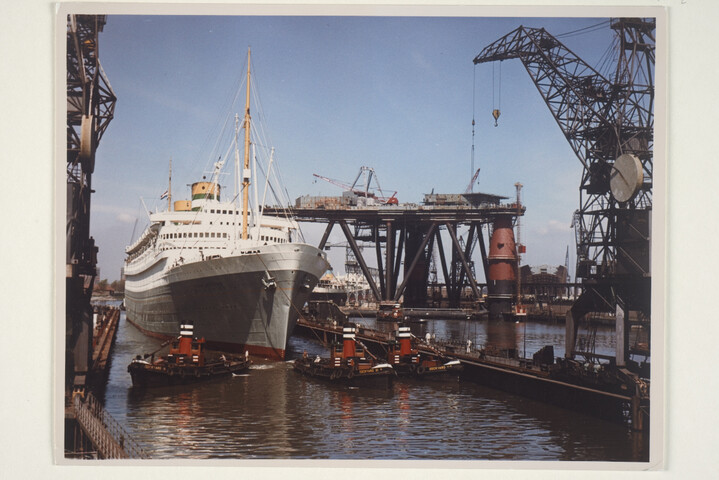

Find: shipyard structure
[270,188,525,320]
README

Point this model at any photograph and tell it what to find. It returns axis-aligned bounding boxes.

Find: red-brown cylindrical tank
[487,215,517,320]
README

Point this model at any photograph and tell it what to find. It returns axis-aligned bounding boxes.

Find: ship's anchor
[262,271,277,290]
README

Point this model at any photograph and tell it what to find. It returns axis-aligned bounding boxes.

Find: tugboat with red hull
[293,326,395,388]
[128,323,250,387]
[388,326,463,380]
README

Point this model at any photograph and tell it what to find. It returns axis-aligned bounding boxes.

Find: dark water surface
[103,309,648,461]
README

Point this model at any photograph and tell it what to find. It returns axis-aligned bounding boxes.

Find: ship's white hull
[124,243,329,359]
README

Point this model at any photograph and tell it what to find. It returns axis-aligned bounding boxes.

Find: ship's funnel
[174,200,192,212]
[191,182,220,211]
[342,327,357,358]
[178,323,194,355]
[397,326,412,356]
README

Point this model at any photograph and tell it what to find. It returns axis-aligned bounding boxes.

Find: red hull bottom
[125,317,286,360]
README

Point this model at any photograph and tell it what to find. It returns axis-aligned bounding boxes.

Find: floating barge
[294,316,649,431]
[293,326,395,388]
[128,323,250,387]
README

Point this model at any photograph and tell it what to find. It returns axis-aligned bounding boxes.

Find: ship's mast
[168,156,172,211]
[234,113,240,244]
[242,48,251,240]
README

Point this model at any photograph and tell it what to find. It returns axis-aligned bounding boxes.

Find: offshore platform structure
[66,14,116,398]
[474,18,654,373]
[292,166,523,314]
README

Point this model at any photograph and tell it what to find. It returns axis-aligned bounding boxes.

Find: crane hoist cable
[492,61,501,126]
[471,65,476,190]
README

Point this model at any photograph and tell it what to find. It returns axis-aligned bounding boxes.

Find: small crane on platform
[313,166,398,205]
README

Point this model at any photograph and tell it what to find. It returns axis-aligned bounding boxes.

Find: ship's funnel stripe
[343,333,356,339]
[180,324,194,330]
[192,193,217,200]
[398,332,411,338]
[180,330,193,336]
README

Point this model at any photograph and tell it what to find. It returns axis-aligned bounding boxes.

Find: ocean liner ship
[124,50,329,359]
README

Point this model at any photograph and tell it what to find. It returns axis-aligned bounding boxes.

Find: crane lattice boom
[473,19,654,285]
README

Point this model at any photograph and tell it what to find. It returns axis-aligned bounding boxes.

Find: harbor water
[102,306,648,461]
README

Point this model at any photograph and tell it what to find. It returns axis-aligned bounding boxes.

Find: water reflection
[102,310,645,461]
[354,316,616,359]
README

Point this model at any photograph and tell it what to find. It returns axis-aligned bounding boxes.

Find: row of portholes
[260,235,287,243]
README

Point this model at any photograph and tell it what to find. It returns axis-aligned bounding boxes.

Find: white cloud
[411,51,432,71]
[117,213,135,224]
[537,219,571,236]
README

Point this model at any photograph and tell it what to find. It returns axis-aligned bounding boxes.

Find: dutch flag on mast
[160,190,169,200]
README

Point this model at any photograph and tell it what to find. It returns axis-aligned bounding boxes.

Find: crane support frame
[474,18,654,367]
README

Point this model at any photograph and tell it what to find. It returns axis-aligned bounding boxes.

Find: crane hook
[492,109,501,127]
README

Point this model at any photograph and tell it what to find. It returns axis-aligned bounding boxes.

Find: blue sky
[91,14,623,281]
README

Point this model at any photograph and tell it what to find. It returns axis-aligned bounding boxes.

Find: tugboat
[128,323,250,387]
[376,301,407,322]
[387,326,463,380]
[293,326,395,388]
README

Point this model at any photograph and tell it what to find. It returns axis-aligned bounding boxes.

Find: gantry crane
[474,18,654,369]
[66,14,116,397]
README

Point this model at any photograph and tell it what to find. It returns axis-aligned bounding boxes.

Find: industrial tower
[66,14,116,398]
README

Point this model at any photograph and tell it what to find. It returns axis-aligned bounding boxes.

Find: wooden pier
[64,306,148,459]
[67,393,147,459]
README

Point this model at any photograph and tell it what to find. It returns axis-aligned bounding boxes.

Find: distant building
[520,264,569,299]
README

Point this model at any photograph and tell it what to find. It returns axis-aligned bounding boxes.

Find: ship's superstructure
[124,49,329,359]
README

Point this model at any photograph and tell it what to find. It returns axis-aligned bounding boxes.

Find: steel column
[445,222,481,301]
[393,223,437,302]
[317,220,335,250]
[385,220,394,301]
[339,220,381,301]
[392,224,405,293]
